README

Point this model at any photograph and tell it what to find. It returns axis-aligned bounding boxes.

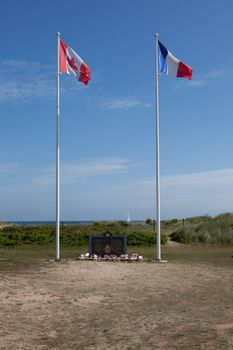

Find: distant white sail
[127,212,131,223]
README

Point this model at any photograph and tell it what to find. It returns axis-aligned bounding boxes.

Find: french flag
[60,39,90,85]
[158,41,192,80]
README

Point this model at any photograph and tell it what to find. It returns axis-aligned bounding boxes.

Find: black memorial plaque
[89,232,127,256]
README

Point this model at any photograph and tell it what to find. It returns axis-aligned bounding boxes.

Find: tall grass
[171,213,233,244]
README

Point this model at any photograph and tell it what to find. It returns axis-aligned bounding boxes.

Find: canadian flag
[60,39,90,85]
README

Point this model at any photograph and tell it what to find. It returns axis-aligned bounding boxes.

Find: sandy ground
[0,259,233,350]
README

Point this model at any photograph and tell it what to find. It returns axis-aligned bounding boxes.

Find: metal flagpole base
[153,259,168,263]
[49,259,60,262]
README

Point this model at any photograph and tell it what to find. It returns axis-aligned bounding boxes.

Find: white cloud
[187,68,227,89]
[204,70,225,79]
[0,59,89,103]
[161,168,233,218]
[188,79,208,87]
[0,162,21,174]
[100,96,151,110]
[0,59,153,110]
[93,168,233,219]
[162,168,233,191]
[0,157,131,191]
[61,157,130,182]
[0,157,133,220]
[0,59,55,102]
[2,161,233,220]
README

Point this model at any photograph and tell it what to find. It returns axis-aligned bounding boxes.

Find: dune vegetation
[0,212,233,247]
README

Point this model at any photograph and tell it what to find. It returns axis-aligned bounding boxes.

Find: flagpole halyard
[56,32,61,261]
[155,33,161,261]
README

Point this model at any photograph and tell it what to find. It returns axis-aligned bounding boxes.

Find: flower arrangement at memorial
[79,252,143,261]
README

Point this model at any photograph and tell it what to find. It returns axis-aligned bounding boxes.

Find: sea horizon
[6,220,142,226]
[6,220,94,226]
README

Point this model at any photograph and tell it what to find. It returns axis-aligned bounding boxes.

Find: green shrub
[0,225,55,246]
[170,229,193,244]
[1,213,233,247]
[127,231,167,246]
[145,218,154,225]
[0,224,167,247]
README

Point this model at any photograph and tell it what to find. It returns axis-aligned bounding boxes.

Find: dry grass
[0,245,233,349]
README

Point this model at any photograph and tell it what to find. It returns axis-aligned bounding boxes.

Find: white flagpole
[155,33,161,261]
[56,32,61,261]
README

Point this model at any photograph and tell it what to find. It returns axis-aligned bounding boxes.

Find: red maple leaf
[67,57,79,71]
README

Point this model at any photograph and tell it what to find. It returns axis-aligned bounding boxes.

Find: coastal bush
[170,229,193,244]
[0,224,167,247]
[0,225,55,246]
[1,213,233,247]
[145,218,154,225]
[127,231,167,246]
[127,231,154,246]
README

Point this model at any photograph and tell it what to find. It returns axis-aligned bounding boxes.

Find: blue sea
[6,220,141,226]
[7,221,93,226]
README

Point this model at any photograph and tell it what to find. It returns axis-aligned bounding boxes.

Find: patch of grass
[162,245,233,267]
[0,245,232,268]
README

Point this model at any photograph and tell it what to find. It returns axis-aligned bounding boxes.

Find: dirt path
[0,260,233,349]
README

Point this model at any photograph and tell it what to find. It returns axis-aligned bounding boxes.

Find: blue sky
[1,0,233,221]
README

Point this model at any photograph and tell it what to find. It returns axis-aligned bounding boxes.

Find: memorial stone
[89,232,127,257]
